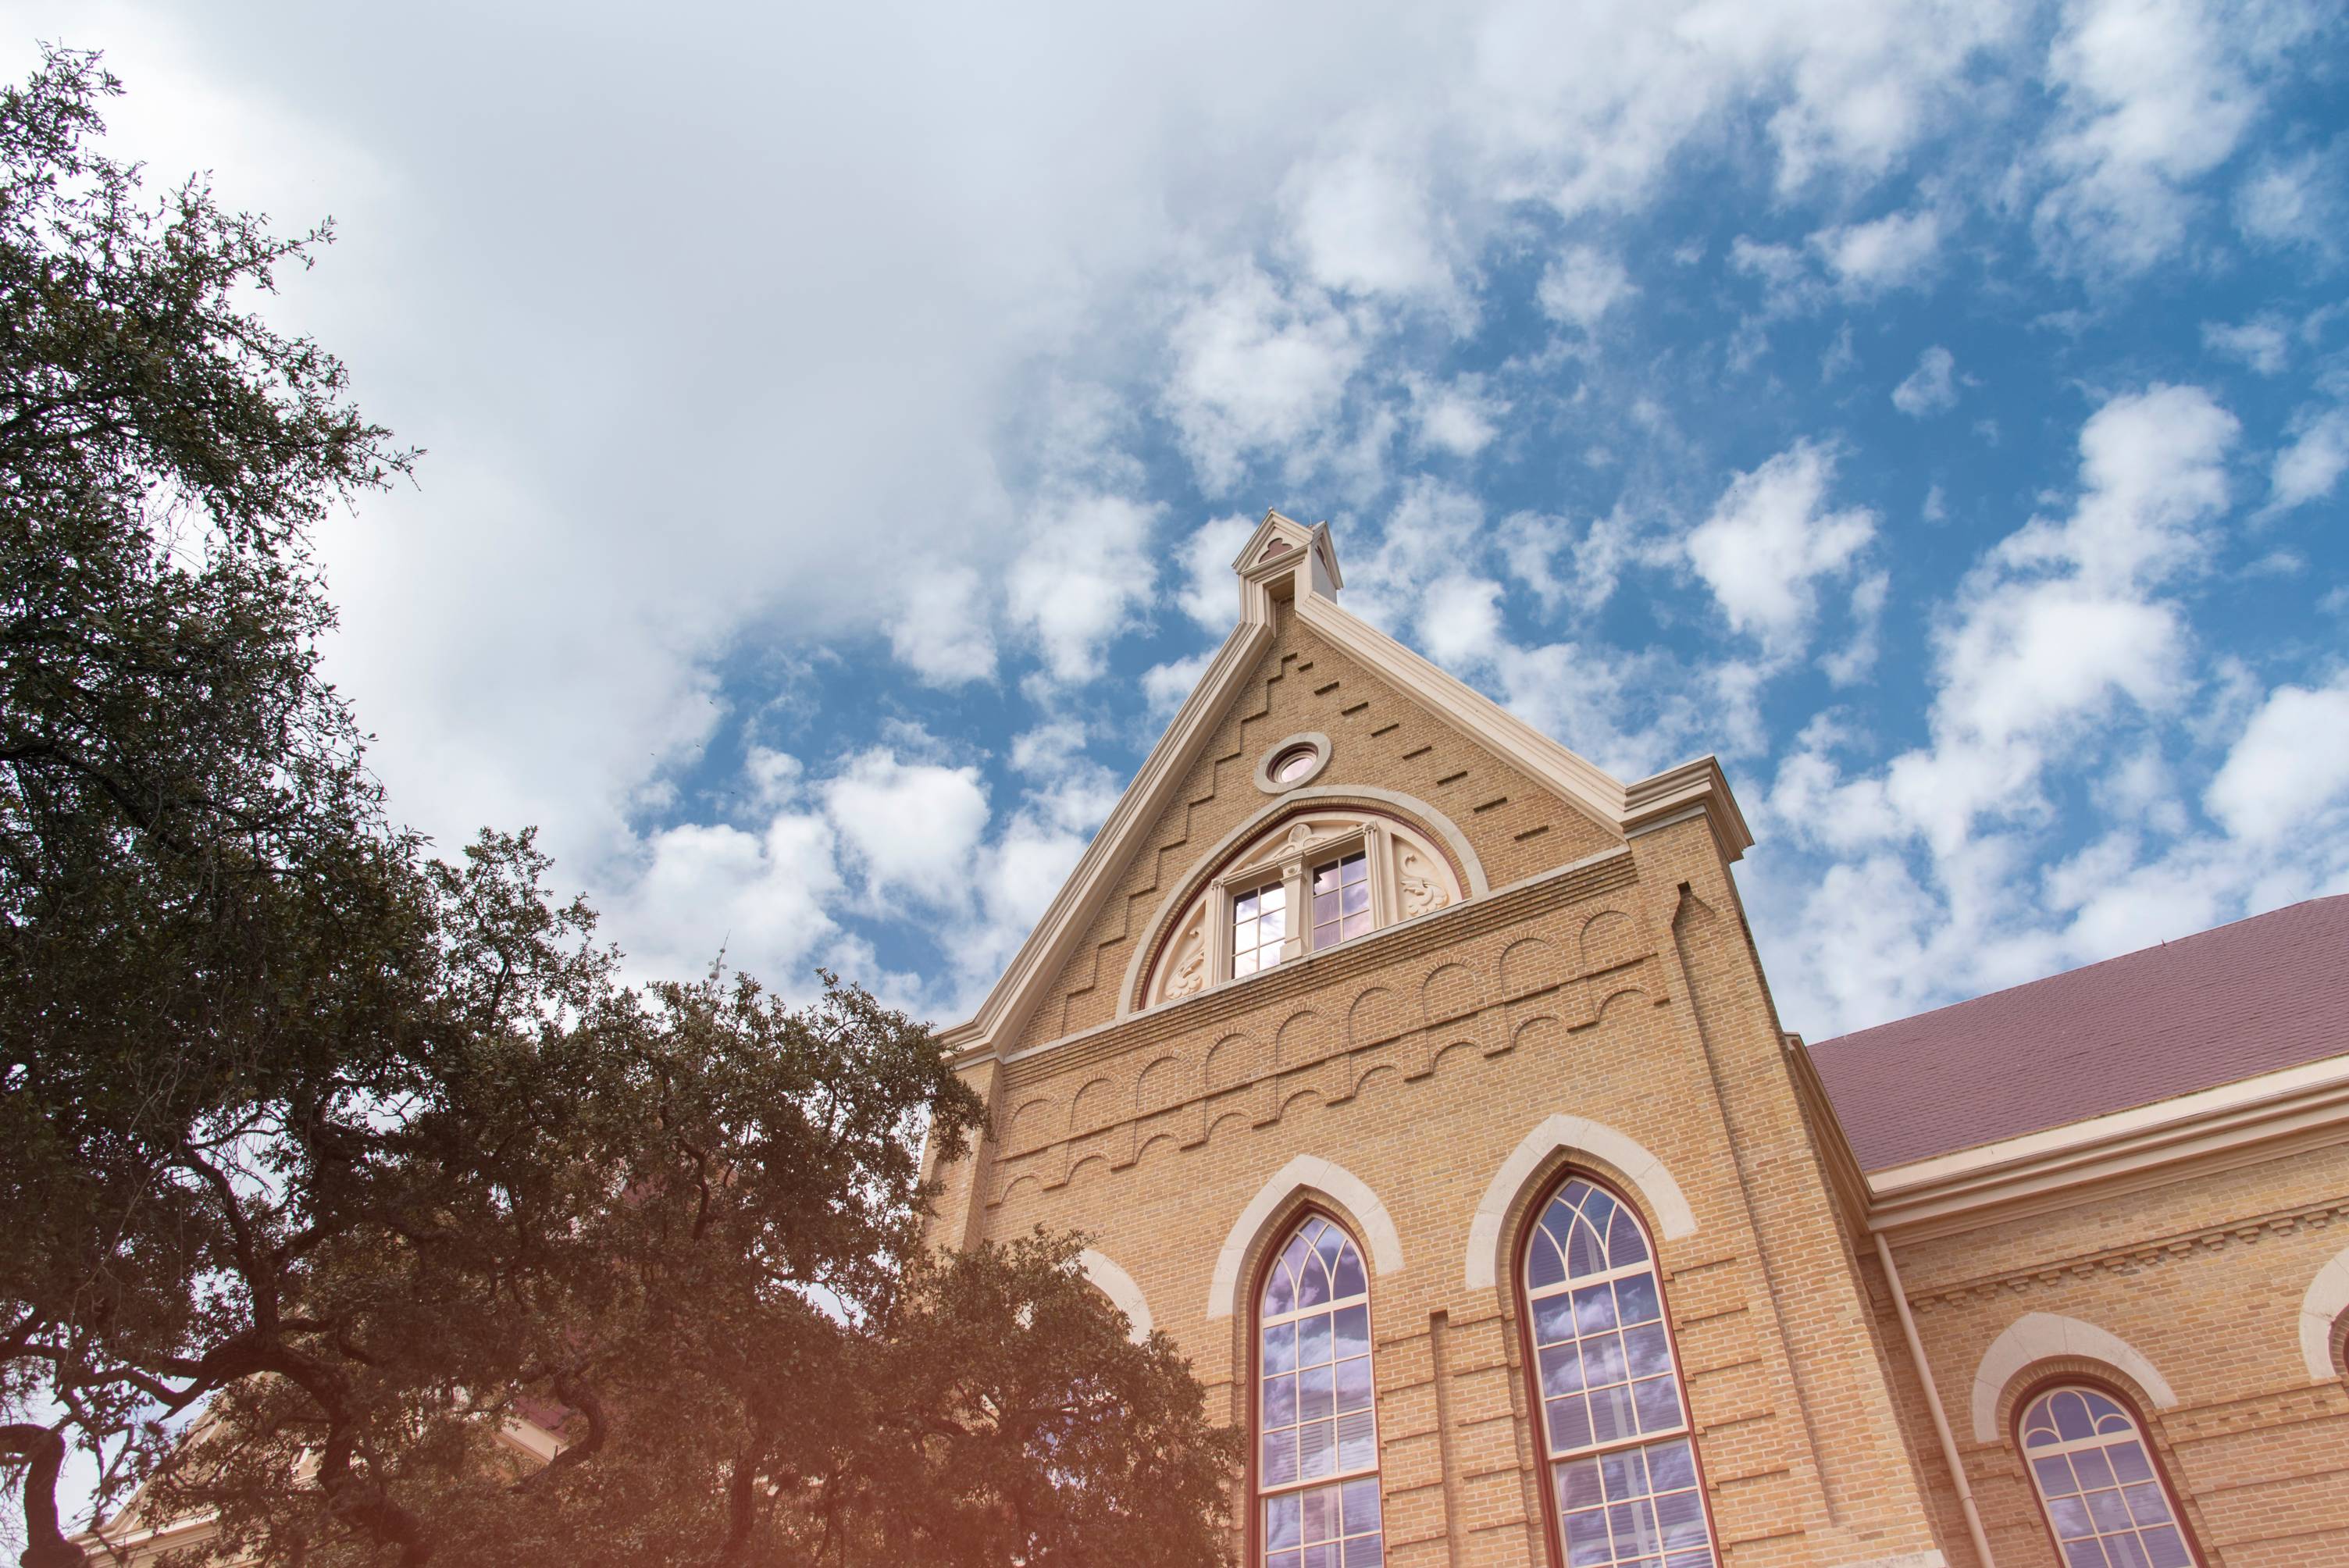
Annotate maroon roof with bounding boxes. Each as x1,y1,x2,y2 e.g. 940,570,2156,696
1807,895,2349,1171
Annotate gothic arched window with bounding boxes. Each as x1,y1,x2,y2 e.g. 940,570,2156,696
1519,1175,1716,1568
2019,1385,2198,1567
1256,1213,1383,1568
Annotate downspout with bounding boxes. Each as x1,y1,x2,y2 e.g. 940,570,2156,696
1873,1231,1999,1568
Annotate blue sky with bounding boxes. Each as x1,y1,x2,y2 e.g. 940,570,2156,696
14,0,2346,1040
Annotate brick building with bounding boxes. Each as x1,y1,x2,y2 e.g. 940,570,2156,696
922,511,2349,1568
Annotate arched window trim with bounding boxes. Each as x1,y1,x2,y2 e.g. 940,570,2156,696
1124,790,1485,1014
2009,1373,2207,1568
1511,1169,1722,1568
1249,1203,1386,1568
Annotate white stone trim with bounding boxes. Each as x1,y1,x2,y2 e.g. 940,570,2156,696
1969,1311,2178,1443
2297,1243,2349,1382
1206,1155,1404,1320
1078,1248,1154,1343
1463,1114,1698,1289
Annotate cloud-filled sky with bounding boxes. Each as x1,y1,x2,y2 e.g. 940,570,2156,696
15,0,2346,1041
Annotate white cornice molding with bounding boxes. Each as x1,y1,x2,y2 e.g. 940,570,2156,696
938,516,1754,1064
1866,1051,2349,1242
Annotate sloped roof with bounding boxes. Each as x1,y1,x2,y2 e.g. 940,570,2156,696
1808,896,2349,1171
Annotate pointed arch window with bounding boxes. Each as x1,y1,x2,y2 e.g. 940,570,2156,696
1256,1213,1382,1568
2019,1386,2198,1568
1520,1176,1716,1568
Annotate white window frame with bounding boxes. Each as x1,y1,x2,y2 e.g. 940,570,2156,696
1208,822,1392,985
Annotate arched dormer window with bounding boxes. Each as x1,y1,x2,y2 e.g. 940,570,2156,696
1255,1213,1382,1568
1146,808,1463,1008
1519,1175,1716,1568
2018,1385,2198,1567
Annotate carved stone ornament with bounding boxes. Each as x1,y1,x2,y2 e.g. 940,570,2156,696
1165,920,1209,998
1398,848,1451,918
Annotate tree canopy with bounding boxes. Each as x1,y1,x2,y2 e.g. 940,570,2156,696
0,47,1236,1568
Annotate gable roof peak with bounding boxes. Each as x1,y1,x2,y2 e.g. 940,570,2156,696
1229,511,1342,618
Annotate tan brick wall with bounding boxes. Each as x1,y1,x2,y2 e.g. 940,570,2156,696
932,730,1954,1566
925,588,2349,1567
1884,1142,2349,1568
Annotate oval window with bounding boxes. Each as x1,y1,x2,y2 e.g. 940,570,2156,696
1271,747,1319,783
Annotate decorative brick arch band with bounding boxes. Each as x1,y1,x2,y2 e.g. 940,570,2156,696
1463,1114,1698,1290
1206,1155,1405,1320
1077,1248,1154,1343
1969,1311,2179,1442
2298,1242,2349,1381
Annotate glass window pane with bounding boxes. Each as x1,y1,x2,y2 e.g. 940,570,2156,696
1546,1437,1713,1568
1342,1478,1381,1531
1632,1376,1682,1432
1264,1430,1298,1487
1335,1356,1373,1413
2072,1447,2115,1491
1614,1273,1660,1324
2019,1388,2195,1568
1299,1364,1335,1422
1333,1303,1369,1356
1573,1283,1618,1331
1336,1408,1376,1469
1301,1417,1336,1479
2034,1456,2078,1497
1624,1322,1671,1377
1541,1341,1585,1398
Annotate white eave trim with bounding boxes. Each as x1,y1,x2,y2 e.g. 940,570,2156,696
1867,1050,2349,1238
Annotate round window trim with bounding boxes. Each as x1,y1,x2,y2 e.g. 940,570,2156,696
1253,732,1332,794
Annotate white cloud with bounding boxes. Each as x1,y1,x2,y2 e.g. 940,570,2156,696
819,749,992,911
2034,0,2277,273
2236,144,2344,248
1281,140,1459,302
1418,575,1506,668
1752,386,2262,1032
1003,493,1160,685
611,807,845,989
1813,208,1942,294
889,567,997,686
2206,674,2349,842
1892,344,1959,416
1163,265,1364,493
1822,569,1891,686
1409,374,1508,457
1685,442,1878,659
2267,408,2349,514
2200,316,2290,375
1537,245,1638,329
1142,650,1215,719
1171,512,1258,629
